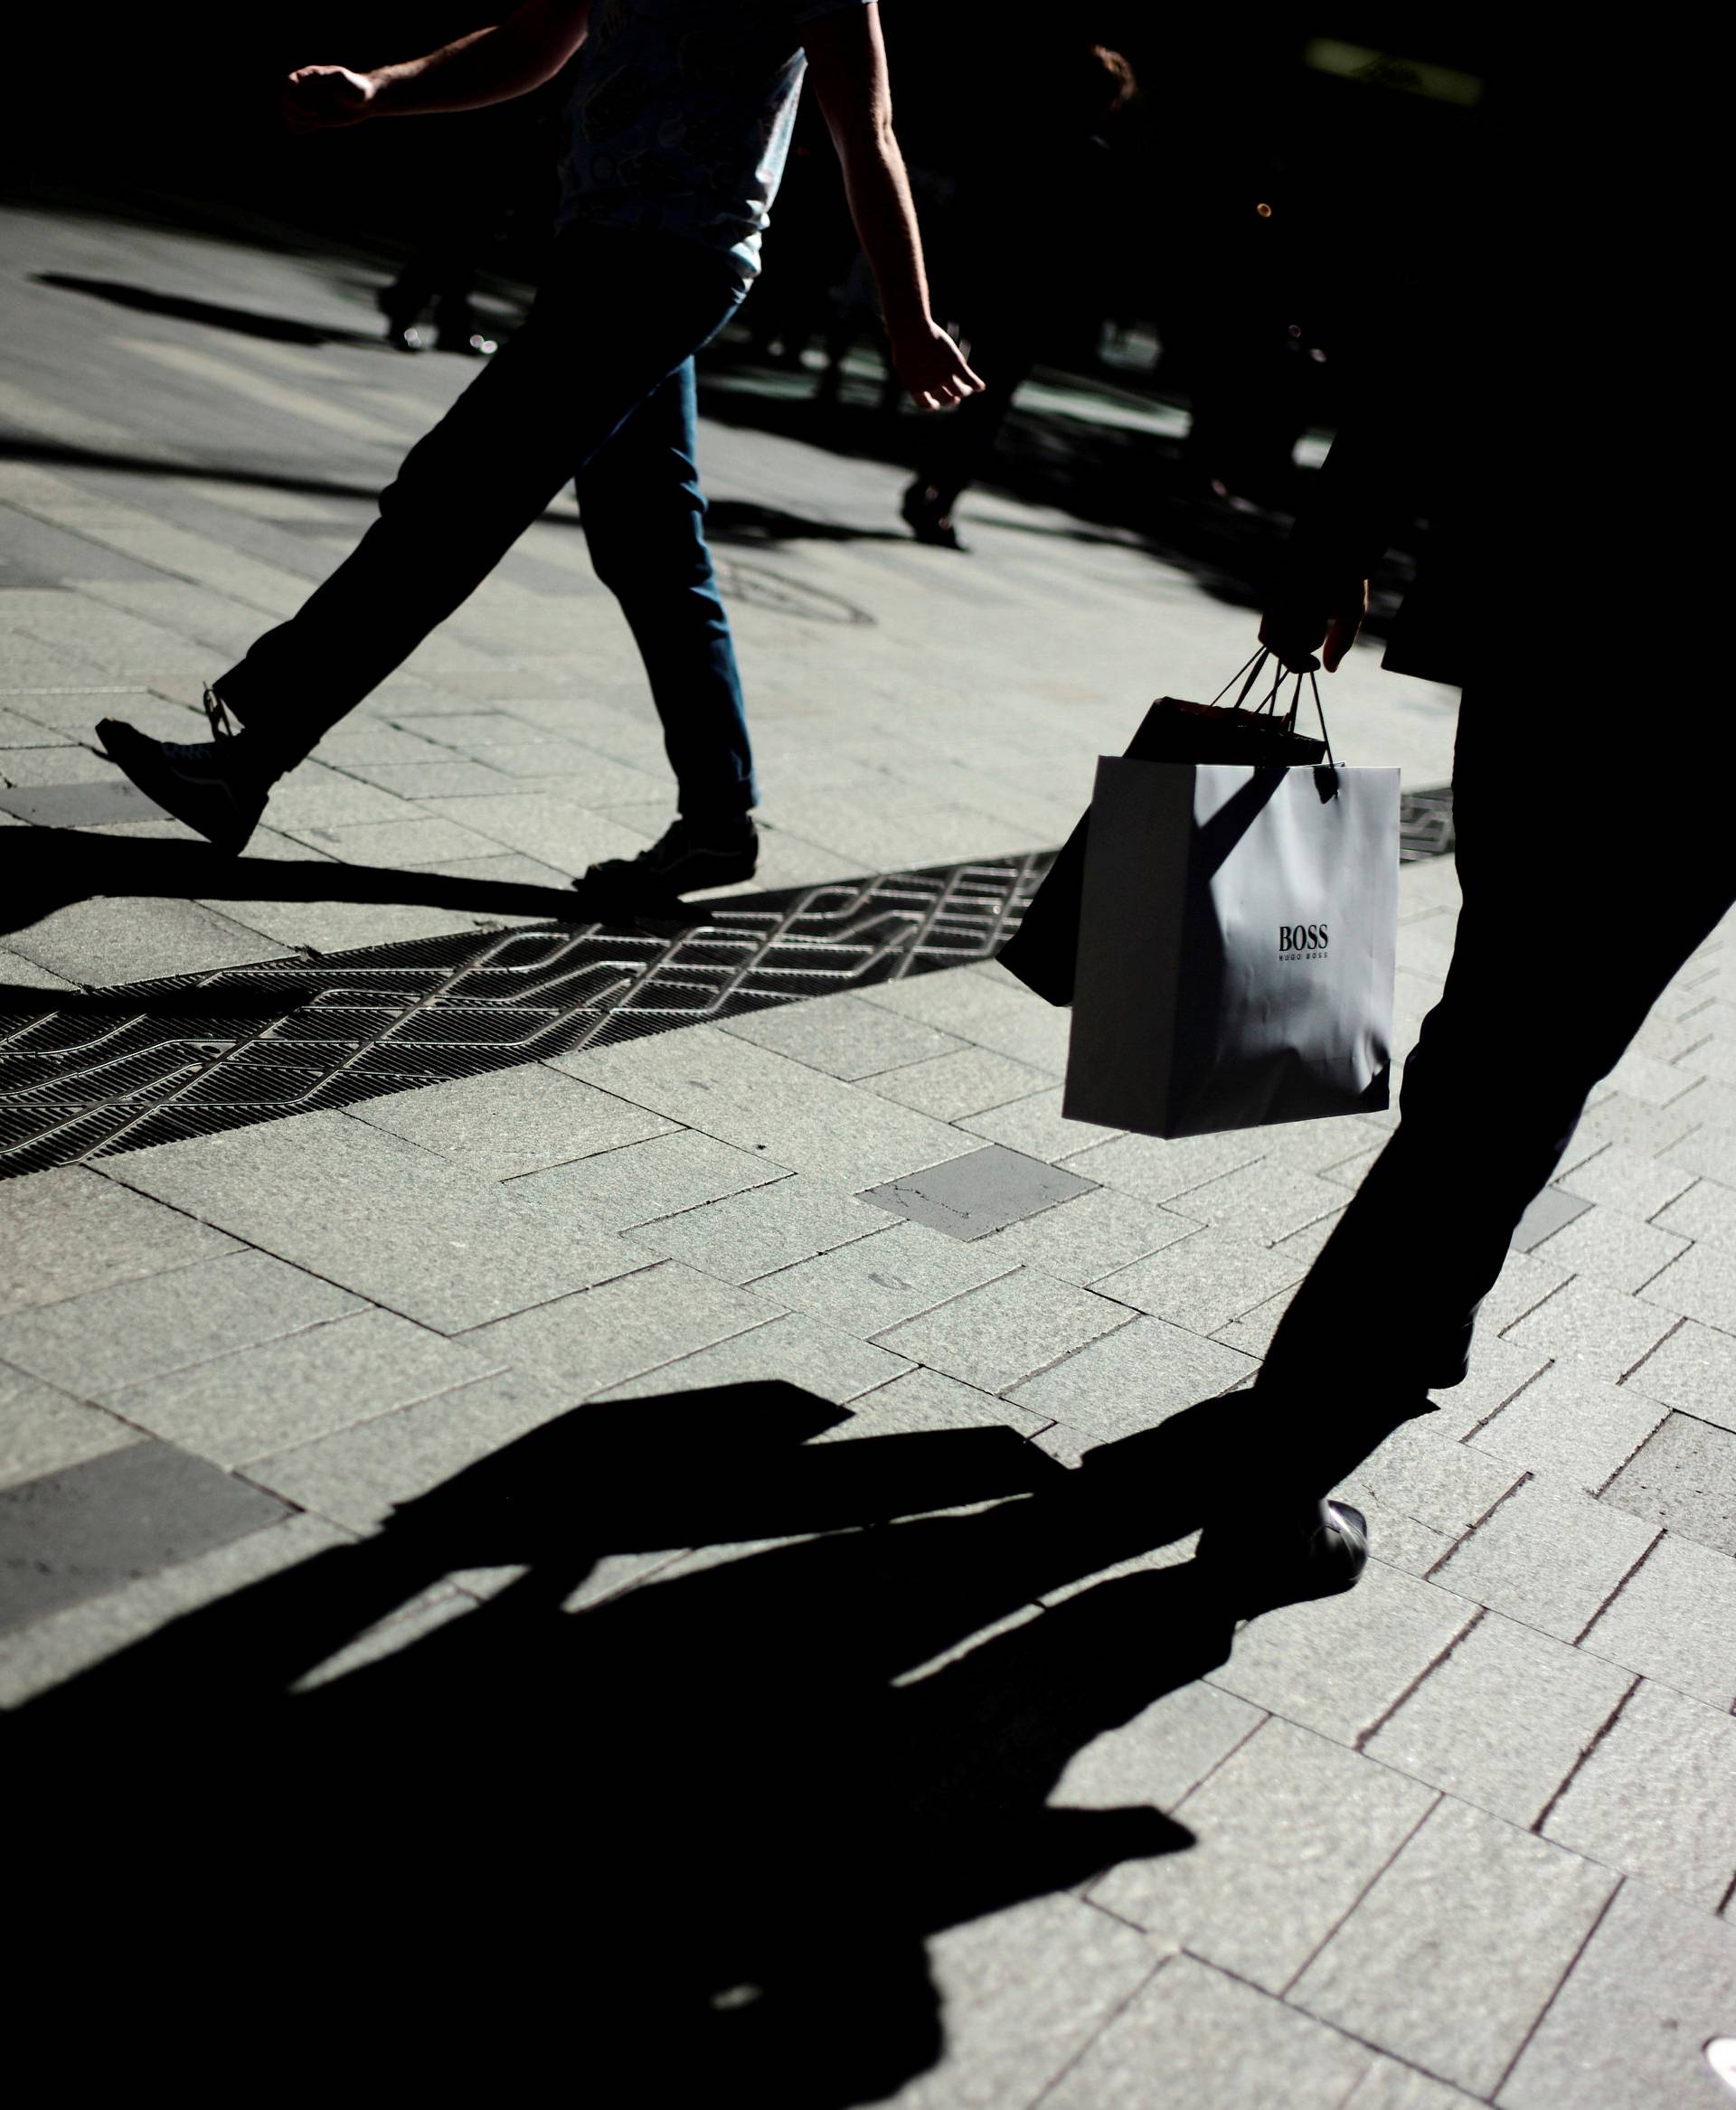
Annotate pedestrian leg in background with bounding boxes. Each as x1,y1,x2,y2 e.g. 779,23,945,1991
1224,692,1735,1535
574,357,762,900
97,231,743,855
901,331,1035,551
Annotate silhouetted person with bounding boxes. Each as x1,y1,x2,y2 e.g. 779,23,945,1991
96,1,980,905
900,42,1136,551
377,221,502,355
1214,60,1735,1597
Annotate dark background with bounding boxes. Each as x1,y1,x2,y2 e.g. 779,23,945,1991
7,4,1497,361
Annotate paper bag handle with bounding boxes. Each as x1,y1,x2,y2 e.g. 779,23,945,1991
1209,649,1335,764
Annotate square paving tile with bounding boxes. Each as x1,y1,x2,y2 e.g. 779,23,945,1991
0,1438,289,1629
860,1144,1097,1242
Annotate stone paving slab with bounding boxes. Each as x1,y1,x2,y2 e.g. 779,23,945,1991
1600,1411,1736,1556
347,1064,678,1180
752,1219,1020,1337
1540,1679,1736,1910
1205,1556,1477,1749
106,1112,641,1332
887,1893,1157,2110
1467,1358,1671,1493
552,1024,971,1187
458,1261,783,1396
1498,1878,1736,2110
1090,1715,1436,1992
1430,1476,1659,1643
510,1126,791,1231
967,1185,1200,1288
1005,1314,1256,1441
1092,1223,1310,1335
0,1245,363,1399
0,1164,237,1314
1290,1797,1619,2101
102,1307,507,1469
0,1363,141,1490
873,1268,1132,1396
0,1510,352,1708
1578,1531,1736,1710
1362,1609,1634,1828
0,1437,290,1627
1040,1951,1373,2110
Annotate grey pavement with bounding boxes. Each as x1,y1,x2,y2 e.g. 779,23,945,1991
3,202,1735,2105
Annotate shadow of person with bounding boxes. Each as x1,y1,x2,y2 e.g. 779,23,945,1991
33,274,393,353
0,828,590,939
10,1382,1256,2104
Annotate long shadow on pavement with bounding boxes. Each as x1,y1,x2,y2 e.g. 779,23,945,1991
32,273,401,353
0,827,590,938
11,1381,1257,2104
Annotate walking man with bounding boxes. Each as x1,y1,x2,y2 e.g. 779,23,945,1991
98,0,980,900
1207,94,1736,1604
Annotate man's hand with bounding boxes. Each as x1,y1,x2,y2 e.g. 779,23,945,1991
889,321,984,412
283,65,379,133
1260,579,1369,673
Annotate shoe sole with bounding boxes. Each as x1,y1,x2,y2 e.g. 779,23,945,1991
96,720,257,856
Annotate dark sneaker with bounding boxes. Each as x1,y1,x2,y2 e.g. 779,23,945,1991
578,815,760,904
900,480,968,551
96,688,269,856
1195,1497,1369,1617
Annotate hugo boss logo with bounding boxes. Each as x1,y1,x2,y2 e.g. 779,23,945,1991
1279,922,1329,959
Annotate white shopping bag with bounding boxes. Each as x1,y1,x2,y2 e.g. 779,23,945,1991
1063,757,1400,1137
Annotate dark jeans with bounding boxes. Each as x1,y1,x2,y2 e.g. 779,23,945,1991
1251,683,1735,1494
220,228,759,820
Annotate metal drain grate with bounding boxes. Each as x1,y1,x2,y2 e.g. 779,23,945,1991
0,852,1053,1178
1400,785,1455,863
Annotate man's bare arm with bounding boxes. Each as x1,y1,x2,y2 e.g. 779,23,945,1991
803,4,982,411
283,0,591,131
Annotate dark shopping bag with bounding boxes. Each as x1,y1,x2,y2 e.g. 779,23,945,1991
1062,749,1399,1137
998,653,1326,1006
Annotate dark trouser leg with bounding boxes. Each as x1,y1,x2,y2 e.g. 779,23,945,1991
918,341,1035,511
577,360,757,819
215,233,742,776
1250,687,1734,1496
